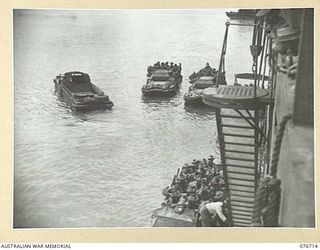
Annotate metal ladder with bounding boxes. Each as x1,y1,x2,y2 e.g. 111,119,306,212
217,108,261,227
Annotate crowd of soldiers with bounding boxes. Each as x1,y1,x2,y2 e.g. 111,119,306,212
147,61,182,78
161,156,230,227
189,63,218,83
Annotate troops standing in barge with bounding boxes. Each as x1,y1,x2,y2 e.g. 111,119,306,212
152,156,231,227
142,61,182,96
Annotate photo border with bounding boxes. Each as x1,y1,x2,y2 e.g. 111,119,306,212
0,0,319,243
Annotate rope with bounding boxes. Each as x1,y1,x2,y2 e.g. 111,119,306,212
258,27,267,88
251,115,291,227
261,38,270,89
251,20,259,97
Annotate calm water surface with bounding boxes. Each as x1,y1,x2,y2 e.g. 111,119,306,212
14,9,253,228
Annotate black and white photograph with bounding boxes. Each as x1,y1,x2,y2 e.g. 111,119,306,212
13,7,314,229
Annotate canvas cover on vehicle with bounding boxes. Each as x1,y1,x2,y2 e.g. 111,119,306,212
152,70,170,81
194,76,215,89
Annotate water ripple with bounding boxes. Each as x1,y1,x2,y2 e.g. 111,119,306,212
14,9,253,228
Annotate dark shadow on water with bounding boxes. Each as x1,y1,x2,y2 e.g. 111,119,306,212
140,91,183,106
71,108,113,123
141,95,175,104
55,96,113,124
184,103,217,118
55,96,112,118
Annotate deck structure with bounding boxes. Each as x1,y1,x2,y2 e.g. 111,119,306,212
203,85,272,226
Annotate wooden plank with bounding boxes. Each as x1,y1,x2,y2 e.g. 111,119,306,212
226,163,255,169
223,127,255,136
220,115,251,119
225,156,255,162
223,133,255,138
225,148,255,154
230,195,255,203
202,98,262,110
224,142,255,147
231,207,254,214
233,214,252,221
224,136,255,144
226,159,255,167
229,179,255,188
203,86,268,102
233,222,251,227
230,200,255,208
227,166,255,174
225,152,255,161
232,210,253,216
221,108,254,116
221,108,255,115
233,218,252,224
225,147,255,154
229,185,255,193
229,189,255,197
221,124,253,129
231,205,254,213
222,117,253,126
225,149,255,154
227,172,255,181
